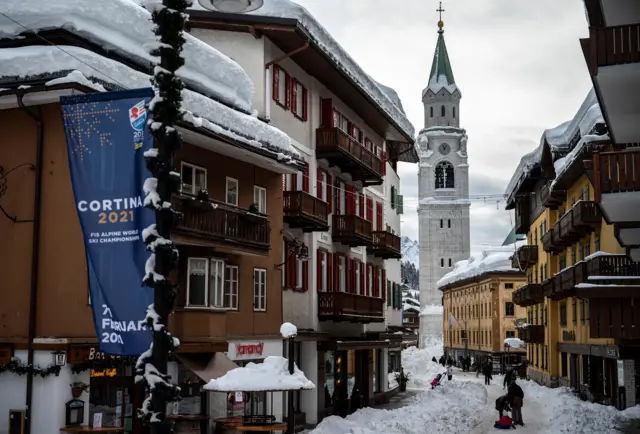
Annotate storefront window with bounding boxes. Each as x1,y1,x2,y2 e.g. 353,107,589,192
177,364,203,415
372,350,378,393
324,351,335,408
347,351,356,399
89,364,135,433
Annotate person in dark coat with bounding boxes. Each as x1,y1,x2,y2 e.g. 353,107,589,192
507,378,525,426
504,368,515,389
495,394,511,419
432,356,437,363
439,355,445,366
483,361,493,385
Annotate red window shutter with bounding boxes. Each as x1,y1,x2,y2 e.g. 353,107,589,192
366,198,373,222
302,87,308,121
327,252,333,292
326,173,333,213
373,266,379,298
359,262,365,295
291,78,298,113
359,193,365,216
285,73,292,108
302,261,309,291
376,202,383,230
381,151,387,176
381,269,386,301
345,185,353,215
316,168,323,199
272,65,279,102
317,249,323,292
321,98,333,128
302,162,310,193
346,259,352,293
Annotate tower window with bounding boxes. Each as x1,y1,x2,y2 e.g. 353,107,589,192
440,219,443,228
440,258,444,268
441,105,445,117
430,106,434,118
453,107,456,118
435,161,455,189
449,258,452,267
448,219,451,228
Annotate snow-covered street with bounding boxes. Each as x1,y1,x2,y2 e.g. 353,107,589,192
307,345,640,434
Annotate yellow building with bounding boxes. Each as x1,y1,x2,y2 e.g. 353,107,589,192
506,89,640,409
439,251,526,372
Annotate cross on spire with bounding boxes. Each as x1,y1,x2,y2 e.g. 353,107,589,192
437,1,445,33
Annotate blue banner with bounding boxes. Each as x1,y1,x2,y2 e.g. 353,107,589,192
61,88,156,356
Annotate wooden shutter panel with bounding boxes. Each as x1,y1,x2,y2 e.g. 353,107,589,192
359,262,365,295
316,168,323,199
302,87,308,121
373,266,378,298
366,197,373,222
291,78,298,113
346,259,353,293
334,254,340,292
326,173,333,213
302,261,309,291
272,66,279,102
321,98,333,128
376,202,383,231
285,73,292,108
346,185,354,215
302,162,310,193
387,280,391,307
397,194,403,215
317,249,323,292
381,269,386,301
359,193,365,216
327,252,333,292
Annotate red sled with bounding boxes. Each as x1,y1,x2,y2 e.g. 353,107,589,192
494,415,515,429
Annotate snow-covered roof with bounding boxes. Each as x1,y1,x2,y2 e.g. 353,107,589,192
437,242,525,289
189,0,415,140
424,30,458,95
504,338,526,349
0,0,304,164
504,89,603,202
204,356,315,392
374,80,406,115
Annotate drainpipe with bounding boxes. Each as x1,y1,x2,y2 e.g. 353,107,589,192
264,43,310,121
18,94,44,434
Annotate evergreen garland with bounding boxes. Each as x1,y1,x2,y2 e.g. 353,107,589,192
136,0,189,432
0,359,61,378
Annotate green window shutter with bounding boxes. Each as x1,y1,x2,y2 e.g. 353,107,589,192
387,280,392,307
395,283,401,309
390,186,396,209
397,195,404,215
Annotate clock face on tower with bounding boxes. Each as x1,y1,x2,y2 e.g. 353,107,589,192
439,143,451,155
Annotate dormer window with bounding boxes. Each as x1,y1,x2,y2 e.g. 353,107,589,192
441,105,445,117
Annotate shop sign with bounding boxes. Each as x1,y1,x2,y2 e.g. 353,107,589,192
90,368,117,377
68,346,134,363
234,343,264,359
319,232,331,245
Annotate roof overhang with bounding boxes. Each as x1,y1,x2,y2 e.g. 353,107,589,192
438,270,524,292
188,11,417,157
584,0,640,27
0,83,304,174
505,165,542,210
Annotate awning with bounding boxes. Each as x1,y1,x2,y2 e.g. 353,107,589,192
175,352,238,382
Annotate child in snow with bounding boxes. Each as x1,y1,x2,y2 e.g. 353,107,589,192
430,373,443,389
446,364,453,381
494,415,516,430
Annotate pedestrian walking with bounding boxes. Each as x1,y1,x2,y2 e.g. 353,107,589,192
432,356,437,363
507,378,525,426
503,368,514,389
446,363,453,381
483,361,493,386
475,362,481,378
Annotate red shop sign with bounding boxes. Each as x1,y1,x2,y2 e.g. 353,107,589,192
235,343,264,357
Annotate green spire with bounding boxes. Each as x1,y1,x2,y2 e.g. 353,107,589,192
428,26,456,93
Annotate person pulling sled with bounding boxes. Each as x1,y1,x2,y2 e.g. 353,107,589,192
494,395,515,429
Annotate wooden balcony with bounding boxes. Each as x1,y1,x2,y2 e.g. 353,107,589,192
332,214,373,247
511,245,538,270
317,292,384,323
589,149,640,202
557,255,640,300
370,231,401,259
518,325,545,344
558,201,602,245
513,283,543,307
172,195,270,254
581,24,640,76
541,228,562,253
541,182,565,210
542,278,556,300
283,191,329,232
515,198,530,234
316,128,384,186
557,267,577,299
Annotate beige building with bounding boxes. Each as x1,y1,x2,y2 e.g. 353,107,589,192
439,251,527,373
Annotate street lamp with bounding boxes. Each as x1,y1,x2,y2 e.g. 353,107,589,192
198,0,264,12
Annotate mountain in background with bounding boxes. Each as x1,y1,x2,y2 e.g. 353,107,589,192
401,236,419,290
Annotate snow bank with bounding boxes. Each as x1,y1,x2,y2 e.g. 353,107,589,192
309,381,485,434
436,242,524,289
190,0,415,139
518,380,637,434
1,0,253,113
0,46,301,162
204,356,314,392
401,337,444,389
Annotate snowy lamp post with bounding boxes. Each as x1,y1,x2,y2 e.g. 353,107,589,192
280,322,298,434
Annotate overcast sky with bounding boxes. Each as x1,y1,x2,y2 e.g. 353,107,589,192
294,0,593,249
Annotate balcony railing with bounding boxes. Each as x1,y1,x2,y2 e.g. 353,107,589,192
283,191,329,232
518,325,545,344
332,214,373,247
316,128,384,185
558,201,602,245
582,24,640,75
172,195,270,253
511,245,538,270
317,292,384,323
590,149,640,202
541,228,562,253
513,283,543,307
542,278,555,299
541,182,565,210
370,231,401,259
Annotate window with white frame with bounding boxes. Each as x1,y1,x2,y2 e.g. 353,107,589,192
320,251,327,291
296,258,303,289
181,162,207,195
276,66,287,106
367,266,373,296
253,268,267,311
377,267,382,294
355,193,361,216
226,177,239,206
187,258,225,308
253,186,267,214
319,171,327,201
339,256,346,292
224,265,239,310
293,80,305,119
337,180,346,214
